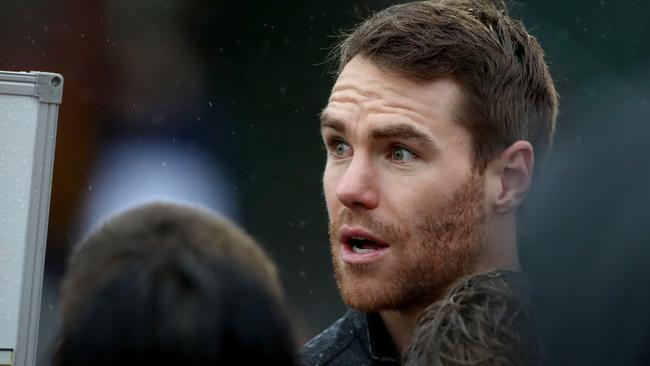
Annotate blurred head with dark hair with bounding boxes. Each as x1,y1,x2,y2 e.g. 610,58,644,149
59,201,282,329
403,270,539,366
55,201,296,365
55,247,297,366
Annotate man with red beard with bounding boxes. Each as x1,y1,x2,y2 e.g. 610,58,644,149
299,1,558,365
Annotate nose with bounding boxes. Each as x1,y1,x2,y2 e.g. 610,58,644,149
335,155,379,210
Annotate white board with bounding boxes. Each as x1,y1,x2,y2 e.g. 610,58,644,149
0,71,62,366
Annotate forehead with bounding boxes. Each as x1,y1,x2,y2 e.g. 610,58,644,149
324,56,464,133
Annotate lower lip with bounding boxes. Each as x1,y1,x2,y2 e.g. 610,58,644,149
340,243,389,264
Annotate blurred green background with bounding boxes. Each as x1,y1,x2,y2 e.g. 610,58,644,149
1,1,649,365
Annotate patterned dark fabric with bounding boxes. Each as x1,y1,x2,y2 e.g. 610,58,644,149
299,310,401,366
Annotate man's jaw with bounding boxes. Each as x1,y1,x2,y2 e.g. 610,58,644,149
339,226,390,265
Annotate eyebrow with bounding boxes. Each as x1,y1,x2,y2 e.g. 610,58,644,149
320,111,436,148
370,123,435,146
319,112,346,133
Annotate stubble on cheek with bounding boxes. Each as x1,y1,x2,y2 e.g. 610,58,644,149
408,174,487,302
327,173,487,312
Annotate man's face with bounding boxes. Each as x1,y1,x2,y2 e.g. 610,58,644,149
321,56,488,312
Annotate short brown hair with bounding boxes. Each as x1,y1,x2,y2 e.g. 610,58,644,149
59,202,282,328
403,270,540,366
336,0,558,170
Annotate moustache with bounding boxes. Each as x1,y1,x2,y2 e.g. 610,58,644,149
329,209,408,243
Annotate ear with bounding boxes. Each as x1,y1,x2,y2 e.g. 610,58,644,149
490,140,534,214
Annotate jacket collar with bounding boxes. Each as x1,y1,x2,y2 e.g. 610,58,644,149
354,311,400,363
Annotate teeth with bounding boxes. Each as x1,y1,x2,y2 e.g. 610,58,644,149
352,236,368,241
352,246,376,254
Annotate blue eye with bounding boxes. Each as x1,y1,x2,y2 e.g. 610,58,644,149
332,141,352,158
391,147,415,162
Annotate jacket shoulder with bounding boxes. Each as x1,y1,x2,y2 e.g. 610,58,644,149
298,312,359,366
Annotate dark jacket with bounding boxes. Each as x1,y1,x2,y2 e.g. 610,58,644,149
299,310,401,366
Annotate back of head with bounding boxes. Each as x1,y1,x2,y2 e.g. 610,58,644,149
59,201,282,328
55,249,297,366
337,0,558,171
403,270,539,366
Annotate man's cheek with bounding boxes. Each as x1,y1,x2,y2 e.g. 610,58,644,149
322,175,340,210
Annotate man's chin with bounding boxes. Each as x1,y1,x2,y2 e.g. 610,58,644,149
340,291,392,313
336,276,404,312
333,254,428,312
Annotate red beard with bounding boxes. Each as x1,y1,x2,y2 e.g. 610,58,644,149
329,172,487,312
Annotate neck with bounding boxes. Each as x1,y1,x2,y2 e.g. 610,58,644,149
379,306,426,355
479,213,521,272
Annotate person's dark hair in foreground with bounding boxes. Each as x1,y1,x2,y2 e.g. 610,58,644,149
59,201,283,328
54,201,296,365
55,245,297,366
403,270,539,366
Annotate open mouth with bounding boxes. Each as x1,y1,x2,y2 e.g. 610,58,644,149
348,236,387,254
339,227,390,264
